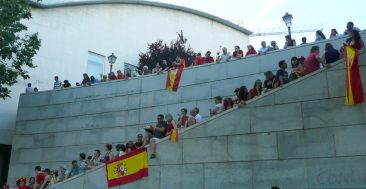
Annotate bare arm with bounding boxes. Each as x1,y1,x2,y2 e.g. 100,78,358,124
40,175,50,189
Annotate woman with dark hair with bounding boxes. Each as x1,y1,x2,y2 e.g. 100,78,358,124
329,29,339,38
289,57,303,81
177,108,189,128
108,72,117,80
63,80,71,88
323,43,340,64
103,144,113,163
27,177,35,189
81,73,91,86
245,45,257,56
315,30,326,41
346,29,365,50
248,80,262,100
237,86,249,104
223,98,234,110
284,35,294,48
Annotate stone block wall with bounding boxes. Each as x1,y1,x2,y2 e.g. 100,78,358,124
8,33,366,186
50,50,366,189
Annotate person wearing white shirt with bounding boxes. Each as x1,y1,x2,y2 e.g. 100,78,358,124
25,83,33,93
216,47,231,63
191,107,202,123
258,41,269,55
210,96,224,116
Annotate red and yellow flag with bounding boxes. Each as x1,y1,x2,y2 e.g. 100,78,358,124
166,59,185,92
106,147,148,188
345,46,364,105
169,128,179,142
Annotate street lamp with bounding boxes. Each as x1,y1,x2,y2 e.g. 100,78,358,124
108,53,117,73
282,12,293,37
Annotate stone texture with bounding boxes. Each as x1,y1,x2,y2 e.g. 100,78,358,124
252,159,308,189
180,83,212,102
228,132,277,161
204,162,252,189
182,136,228,163
334,124,366,156
159,164,204,189
306,156,366,188
277,128,335,159
302,97,364,129
326,69,345,98
250,103,303,132
150,139,183,166
183,108,250,139
274,73,329,104
84,167,108,189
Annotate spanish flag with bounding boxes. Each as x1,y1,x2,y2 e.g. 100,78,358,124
169,128,179,142
166,59,185,92
106,147,148,188
345,46,364,105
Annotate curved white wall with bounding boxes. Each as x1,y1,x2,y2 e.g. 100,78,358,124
0,3,250,145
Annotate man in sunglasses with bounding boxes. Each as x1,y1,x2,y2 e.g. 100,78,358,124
149,114,168,159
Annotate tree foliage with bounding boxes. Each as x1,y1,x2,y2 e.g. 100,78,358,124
138,31,196,70
0,0,41,99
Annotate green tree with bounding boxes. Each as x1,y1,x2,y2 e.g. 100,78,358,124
0,0,41,99
138,31,196,70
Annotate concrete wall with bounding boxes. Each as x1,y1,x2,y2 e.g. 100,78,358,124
49,50,366,189
7,32,366,185
0,1,252,146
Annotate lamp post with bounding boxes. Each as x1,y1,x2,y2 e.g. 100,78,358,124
108,53,117,73
282,12,293,37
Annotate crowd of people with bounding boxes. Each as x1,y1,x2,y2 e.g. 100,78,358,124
13,22,365,189
24,22,364,94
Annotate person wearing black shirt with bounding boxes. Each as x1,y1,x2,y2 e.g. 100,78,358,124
263,71,280,92
324,43,340,64
149,114,168,159
276,60,289,86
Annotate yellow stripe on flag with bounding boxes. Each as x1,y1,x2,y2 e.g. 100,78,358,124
345,46,356,105
167,69,178,90
107,150,148,180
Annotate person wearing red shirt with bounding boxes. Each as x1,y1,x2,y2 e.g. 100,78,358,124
165,113,177,135
303,46,327,75
203,51,214,64
248,79,263,100
34,166,45,189
194,53,204,65
116,70,125,79
246,45,257,56
108,72,117,80
177,108,189,128
232,45,244,59
16,177,27,189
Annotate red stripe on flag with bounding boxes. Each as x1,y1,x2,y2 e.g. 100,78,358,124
107,168,148,188
108,147,147,163
345,46,364,105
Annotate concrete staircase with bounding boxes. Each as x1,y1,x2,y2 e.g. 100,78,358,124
48,50,366,189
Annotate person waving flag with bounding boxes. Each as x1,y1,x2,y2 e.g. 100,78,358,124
166,58,185,92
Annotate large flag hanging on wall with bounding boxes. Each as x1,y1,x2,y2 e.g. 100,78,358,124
166,59,185,92
106,147,148,188
344,46,364,105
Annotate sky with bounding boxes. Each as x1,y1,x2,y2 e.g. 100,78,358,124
151,0,366,48
41,0,366,49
